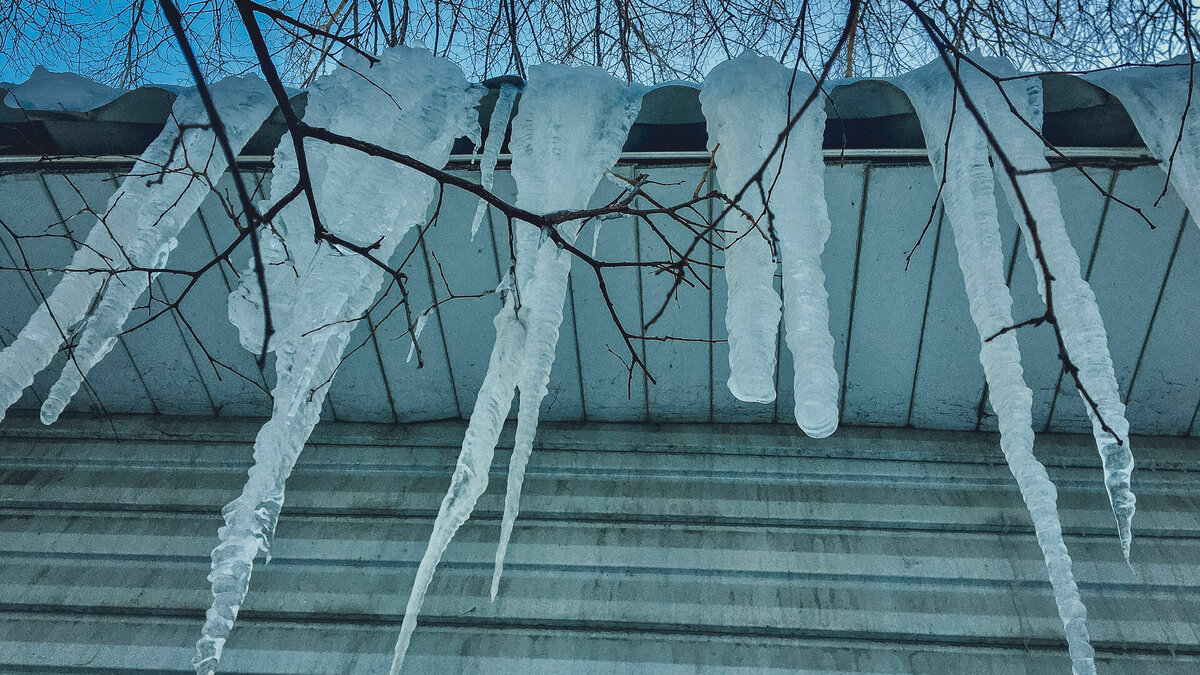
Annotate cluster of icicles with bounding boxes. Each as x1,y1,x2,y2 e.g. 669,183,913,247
3,46,1197,674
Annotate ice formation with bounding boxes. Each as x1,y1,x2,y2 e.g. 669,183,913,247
470,83,520,239
966,56,1136,559
38,77,277,424
698,57,781,404
389,65,644,674
1087,59,1200,226
896,56,1096,675
0,75,273,427
700,53,840,436
195,48,482,674
3,65,128,111
5,52,1183,675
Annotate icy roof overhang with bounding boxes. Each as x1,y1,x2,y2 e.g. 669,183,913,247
0,71,1193,438
0,73,1144,159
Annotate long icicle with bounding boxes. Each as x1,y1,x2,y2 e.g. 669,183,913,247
391,64,643,674
470,83,520,240
976,56,1136,559
39,76,276,424
897,58,1096,675
699,53,840,437
195,48,482,674
699,53,783,405
0,75,272,425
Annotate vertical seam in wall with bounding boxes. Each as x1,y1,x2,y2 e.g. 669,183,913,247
160,289,220,414
567,275,587,422
706,167,715,424
1044,169,1119,431
1189,371,1200,435
486,201,504,280
37,173,142,416
125,174,219,417
1123,208,1188,408
839,163,871,419
367,314,399,423
906,206,945,428
420,232,462,419
194,198,273,394
632,165,649,422
195,209,234,292
772,308,782,424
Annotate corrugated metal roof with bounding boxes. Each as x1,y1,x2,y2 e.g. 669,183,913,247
1,416,1197,672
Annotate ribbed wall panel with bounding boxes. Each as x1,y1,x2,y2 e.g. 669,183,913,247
1,415,1197,673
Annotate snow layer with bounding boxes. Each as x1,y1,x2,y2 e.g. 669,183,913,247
3,65,128,111
389,64,644,674
195,48,482,674
968,56,1136,559
700,53,840,436
38,76,277,424
896,56,1096,675
470,83,520,239
1087,59,1200,227
0,75,272,427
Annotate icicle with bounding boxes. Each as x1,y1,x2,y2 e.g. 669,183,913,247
897,58,1095,675
38,76,276,424
1087,59,1200,227
195,48,482,675
469,83,520,240
389,65,643,674
969,56,1136,559
405,309,431,363
699,53,840,437
0,76,272,426
699,53,783,404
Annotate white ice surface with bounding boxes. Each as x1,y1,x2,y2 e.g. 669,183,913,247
897,55,1096,675
970,56,1136,560
0,75,272,427
470,83,520,239
1087,59,1200,228
38,75,277,424
196,47,482,675
389,64,643,674
700,52,840,436
699,54,782,404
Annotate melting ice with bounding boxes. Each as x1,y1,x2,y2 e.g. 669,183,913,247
701,53,840,437
196,47,482,674
896,55,1096,675
0,75,273,427
389,64,643,674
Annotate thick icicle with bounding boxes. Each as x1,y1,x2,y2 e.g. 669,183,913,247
195,48,481,675
492,68,644,598
0,75,271,426
969,56,1135,559
699,54,782,404
469,83,520,239
897,58,1096,675
39,76,276,424
1087,59,1200,227
699,53,840,437
389,65,643,674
